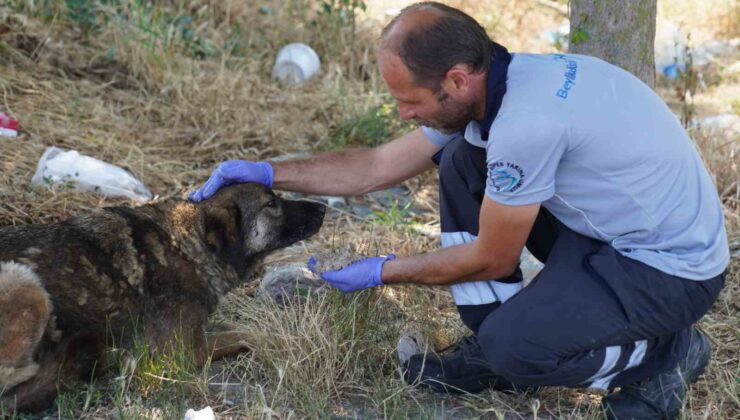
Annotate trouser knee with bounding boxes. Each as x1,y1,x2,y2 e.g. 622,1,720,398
477,317,547,384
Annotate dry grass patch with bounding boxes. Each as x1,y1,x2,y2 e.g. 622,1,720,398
0,0,738,418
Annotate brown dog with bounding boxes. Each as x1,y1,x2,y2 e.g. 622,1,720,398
0,183,325,413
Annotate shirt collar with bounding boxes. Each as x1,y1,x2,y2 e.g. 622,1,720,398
479,42,512,141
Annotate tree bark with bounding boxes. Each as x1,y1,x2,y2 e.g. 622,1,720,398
568,0,657,88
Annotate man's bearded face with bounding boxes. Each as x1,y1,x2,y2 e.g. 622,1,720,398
414,88,478,134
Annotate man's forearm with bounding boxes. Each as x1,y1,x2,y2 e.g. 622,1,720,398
270,128,439,196
271,148,383,196
381,242,517,286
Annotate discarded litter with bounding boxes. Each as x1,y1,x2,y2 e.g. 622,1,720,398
692,114,740,134
184,406,215,420
0,112,19,130
691,38,740,68
0,127,17,137
654,22,686,79
690,114,740,144
654,25,739,80
0,112,19,137
272,43,321,85
31,146,153,202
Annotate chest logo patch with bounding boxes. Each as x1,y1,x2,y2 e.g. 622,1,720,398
487,162,525,192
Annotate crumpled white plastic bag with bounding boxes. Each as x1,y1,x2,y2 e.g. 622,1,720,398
184,406,215,420
32,146,153,202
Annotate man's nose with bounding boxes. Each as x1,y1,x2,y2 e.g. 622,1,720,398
398,103,416,120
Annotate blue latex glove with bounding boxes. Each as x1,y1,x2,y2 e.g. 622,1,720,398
307,254,396,293
189,160,274,202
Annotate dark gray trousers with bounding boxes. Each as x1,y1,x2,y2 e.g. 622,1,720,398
435,136,725,389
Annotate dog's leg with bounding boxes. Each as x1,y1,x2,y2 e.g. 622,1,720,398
0,262,51,390
2,345,64,414
1,332,103,414
205,321,251,361
142,304,249,366
143,301,212,365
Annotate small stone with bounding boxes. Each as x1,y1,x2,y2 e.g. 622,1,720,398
350,204,373,219
397,329,430,365
409,222,440,238
729,240,740,258
317,196,347,208
368,186,411,207
280,191,304,200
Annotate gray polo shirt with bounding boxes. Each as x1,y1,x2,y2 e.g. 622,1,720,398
424,53,728,280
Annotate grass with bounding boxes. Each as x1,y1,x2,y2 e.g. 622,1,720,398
329,103,416,149
0,0,738,418
370,198,415,229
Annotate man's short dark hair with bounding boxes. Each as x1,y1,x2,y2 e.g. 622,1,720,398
381,2,492,90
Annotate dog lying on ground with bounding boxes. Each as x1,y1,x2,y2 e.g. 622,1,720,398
0,183,325,413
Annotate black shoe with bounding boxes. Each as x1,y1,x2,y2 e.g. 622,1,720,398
601,327,712,420
403,335,531,394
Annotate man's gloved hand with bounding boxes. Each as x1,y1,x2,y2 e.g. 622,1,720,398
189,160,274,202
308,254,396,293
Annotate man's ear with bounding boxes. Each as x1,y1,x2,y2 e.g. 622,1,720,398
443,64,472,93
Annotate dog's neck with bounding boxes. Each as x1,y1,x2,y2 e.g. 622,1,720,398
163,200,263,308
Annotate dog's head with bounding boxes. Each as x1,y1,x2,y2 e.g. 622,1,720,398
197,183,325,279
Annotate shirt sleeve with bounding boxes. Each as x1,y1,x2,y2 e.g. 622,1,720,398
421,126,462,148
485,112,568,206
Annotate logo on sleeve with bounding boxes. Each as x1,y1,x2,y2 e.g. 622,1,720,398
487,162,525,192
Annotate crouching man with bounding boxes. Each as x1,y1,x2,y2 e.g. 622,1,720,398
190,3,728,418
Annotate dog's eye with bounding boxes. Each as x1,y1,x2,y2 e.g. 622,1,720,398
265,199,278,208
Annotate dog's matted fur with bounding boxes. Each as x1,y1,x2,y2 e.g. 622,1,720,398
0,183,324,413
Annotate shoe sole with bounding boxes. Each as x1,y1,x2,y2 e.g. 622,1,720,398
416,373,535,395
417,372,500,394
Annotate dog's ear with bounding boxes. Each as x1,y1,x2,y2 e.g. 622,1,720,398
202,200,243,257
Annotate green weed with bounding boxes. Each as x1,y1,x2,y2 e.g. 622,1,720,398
54,377,104,418
330,103,414,149
315,0,366,48
126,335,200,402
570,27,590,46
370,199,415,229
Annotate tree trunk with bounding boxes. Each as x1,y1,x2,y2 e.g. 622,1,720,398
569,0,657,88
